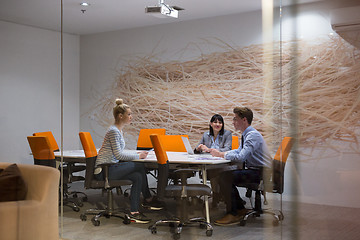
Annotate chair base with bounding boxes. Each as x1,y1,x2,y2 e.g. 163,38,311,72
67,175,88,202
60,185,85,212
66,190,88,202
240,189,284,226
62,198,81,212
80,208,131,226
62,184,88,210
79,189,130,226
240,208,284,226
149,216,213,239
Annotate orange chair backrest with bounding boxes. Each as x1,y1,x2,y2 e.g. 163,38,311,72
158,135,189,152
232,136,239,150
150,134,168,165
33,131,59,151
274,137,294,163
137,129,166,150
79,132,98,158
27,136,55,160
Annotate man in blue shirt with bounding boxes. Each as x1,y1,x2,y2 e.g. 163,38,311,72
210,107,273,226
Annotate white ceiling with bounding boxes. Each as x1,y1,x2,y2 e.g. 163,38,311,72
0,0,325,35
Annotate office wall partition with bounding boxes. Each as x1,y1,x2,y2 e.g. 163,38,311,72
3,0,360,239
59,1,290,239
75,1,293,239
64,0,360,239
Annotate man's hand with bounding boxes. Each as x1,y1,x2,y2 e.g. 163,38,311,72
209,149,225,158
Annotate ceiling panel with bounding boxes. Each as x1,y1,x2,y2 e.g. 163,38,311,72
0,0,325,35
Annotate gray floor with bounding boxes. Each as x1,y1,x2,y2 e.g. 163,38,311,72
60,182,360,240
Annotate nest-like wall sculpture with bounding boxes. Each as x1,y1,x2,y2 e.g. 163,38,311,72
91,36,360,155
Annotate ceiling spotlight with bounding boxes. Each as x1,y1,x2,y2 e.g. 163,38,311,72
80,2,90,14
145,0,184,19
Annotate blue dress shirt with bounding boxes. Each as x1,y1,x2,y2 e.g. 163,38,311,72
225,126,272,169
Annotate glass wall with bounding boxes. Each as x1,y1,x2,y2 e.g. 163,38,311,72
59,0,294,239
59,0,287,239
20,0,358,239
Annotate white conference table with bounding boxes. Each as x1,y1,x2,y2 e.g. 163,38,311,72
55,150,230,224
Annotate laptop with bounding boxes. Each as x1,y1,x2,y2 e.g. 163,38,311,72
181,136,195,155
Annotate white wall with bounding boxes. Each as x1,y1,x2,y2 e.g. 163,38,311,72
79,1,360,208
0,21,80,164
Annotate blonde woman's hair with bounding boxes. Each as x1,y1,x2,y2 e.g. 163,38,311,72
113,98,130,122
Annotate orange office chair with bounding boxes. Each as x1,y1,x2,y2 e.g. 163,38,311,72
158,134,189,152
158,134,193,184
79,132,98,159
33,131,88,204
136,133,190,194
137,128,166,150
239,137,294,226
148,134,213,239
136,128,166,185
33,131,86,178
33,131,59,151
79,132,132,226
27,136,81,212
232,135,239,150
27,136,56,167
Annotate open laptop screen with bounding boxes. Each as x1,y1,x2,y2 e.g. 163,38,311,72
181,136,194,155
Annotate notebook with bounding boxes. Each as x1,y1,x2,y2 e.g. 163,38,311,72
181,136,195,155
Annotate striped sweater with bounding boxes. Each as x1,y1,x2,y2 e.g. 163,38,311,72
95,125,139,167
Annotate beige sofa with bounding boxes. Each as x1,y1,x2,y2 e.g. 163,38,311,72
0,162,60,240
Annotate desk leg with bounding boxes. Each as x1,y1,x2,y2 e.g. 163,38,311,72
202,165,210,225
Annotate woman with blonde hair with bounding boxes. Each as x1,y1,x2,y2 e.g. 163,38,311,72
94,98,162,223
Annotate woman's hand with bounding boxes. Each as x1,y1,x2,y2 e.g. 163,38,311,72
197,144,209,152
139,151,149,159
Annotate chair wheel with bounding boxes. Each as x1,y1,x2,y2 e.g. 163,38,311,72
123,217,131,225
73,206,80,212
206,229,213,237
150,227,157,234
278,214,284,221
173,233,181,240
91,218,100,226
80,214,87,221
240,219,246,226
124,192,129,197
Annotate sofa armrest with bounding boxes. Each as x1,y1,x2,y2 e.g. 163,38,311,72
0,163,60,240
